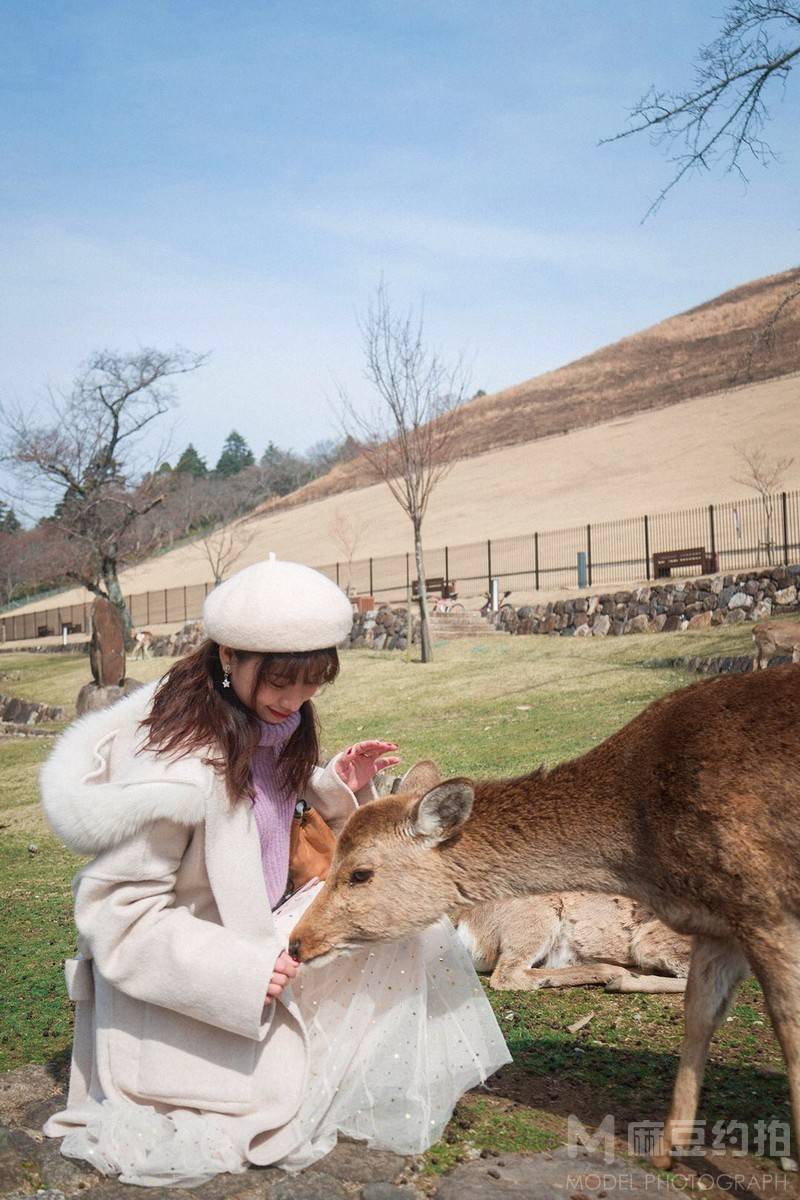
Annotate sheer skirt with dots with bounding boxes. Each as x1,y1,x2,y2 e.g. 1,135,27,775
268,883,511,1172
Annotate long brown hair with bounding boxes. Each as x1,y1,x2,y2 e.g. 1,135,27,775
140,639,339,800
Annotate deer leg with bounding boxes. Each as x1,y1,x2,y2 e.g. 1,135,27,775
653,936,748,1170
743,923,800,1171
605,973,687,994
490,957,634,991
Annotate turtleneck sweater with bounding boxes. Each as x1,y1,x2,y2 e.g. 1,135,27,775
250,711,302,908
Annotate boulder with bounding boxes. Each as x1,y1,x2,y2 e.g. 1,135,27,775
727,592,753,610
687,610,713,630
624,614,650,635
725,608,746,625
434,1146,657,1199
591,614,611,637
76,679,144,716
663,614,687,632
775,585,798,606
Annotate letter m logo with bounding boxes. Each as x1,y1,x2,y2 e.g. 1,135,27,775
567,1113,616,1164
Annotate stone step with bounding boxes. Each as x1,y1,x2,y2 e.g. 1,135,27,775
430,627,509,638
428,616,492,627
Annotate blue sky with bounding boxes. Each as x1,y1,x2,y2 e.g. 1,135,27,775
1,0,797,489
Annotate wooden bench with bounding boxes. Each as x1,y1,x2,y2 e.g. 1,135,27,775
652,547,719,579
351,595,375,615
410,577,457,599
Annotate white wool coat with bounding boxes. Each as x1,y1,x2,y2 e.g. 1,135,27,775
40,681,372,1164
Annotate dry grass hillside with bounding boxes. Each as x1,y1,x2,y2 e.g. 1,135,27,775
6,268,800,622
9,370,800,619
261,266,800,513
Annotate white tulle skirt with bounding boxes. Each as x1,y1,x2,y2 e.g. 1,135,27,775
54,883,511,1187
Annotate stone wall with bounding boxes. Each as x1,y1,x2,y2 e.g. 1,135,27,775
496,564,800,638
144,609,421,656
348,606,420,651
0,694,65,724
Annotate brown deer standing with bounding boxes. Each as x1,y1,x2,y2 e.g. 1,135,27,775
290,665,800,1171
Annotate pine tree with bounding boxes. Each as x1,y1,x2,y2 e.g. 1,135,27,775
175,444,208,477
215,430,255,477
0,501,21,533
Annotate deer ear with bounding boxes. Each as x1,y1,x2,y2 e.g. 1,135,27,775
396,760,441,795
410,779,474,844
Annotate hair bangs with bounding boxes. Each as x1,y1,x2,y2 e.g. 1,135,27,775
255,647,340,690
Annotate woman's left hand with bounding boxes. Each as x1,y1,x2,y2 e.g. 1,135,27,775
335,741,400,792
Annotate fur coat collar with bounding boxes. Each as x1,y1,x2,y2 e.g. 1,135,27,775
40,681,217,856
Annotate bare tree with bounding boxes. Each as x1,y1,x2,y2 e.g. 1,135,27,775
733,442,794,561
0,347,206,635
327,507,369,595
604,1,800,219
196,522,256,586
339,285,467,662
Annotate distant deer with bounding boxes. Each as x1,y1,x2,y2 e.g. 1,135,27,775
386,763,690,994
132,629,154,660
753,619,800,669
290,666,800,1172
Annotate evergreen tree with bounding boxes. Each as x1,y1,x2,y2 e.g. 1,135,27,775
175,443,208,477
216,430,255,477
0,501,21,533
259,441,311,495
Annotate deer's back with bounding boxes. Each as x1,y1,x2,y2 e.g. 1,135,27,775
615,665,800,925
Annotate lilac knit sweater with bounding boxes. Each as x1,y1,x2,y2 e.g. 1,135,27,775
250,711,302,908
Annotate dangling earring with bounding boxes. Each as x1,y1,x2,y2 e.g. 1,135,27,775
222,667,231,689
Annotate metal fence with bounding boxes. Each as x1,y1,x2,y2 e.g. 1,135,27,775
2,489,799,643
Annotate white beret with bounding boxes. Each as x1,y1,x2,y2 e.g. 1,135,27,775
202,553,354,651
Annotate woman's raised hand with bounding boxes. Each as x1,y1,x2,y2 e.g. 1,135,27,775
334,740,400,792
265,950,300,1003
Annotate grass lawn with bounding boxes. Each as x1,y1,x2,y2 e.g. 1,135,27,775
0,623,793,1186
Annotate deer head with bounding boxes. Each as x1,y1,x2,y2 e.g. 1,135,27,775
289,766,474,964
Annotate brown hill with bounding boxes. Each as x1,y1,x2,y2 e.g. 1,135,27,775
259,265,800,513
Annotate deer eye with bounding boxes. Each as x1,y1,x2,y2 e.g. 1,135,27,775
348,869,374,885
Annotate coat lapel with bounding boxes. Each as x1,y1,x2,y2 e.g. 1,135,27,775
203,780,307,1028
203,780,276,944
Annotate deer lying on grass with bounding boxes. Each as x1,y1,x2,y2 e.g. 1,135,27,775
753,619,800,669
291,665,800,1172
456,892,690,993
387,763,690,993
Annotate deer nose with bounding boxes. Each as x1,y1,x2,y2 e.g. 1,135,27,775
288,938,301,960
